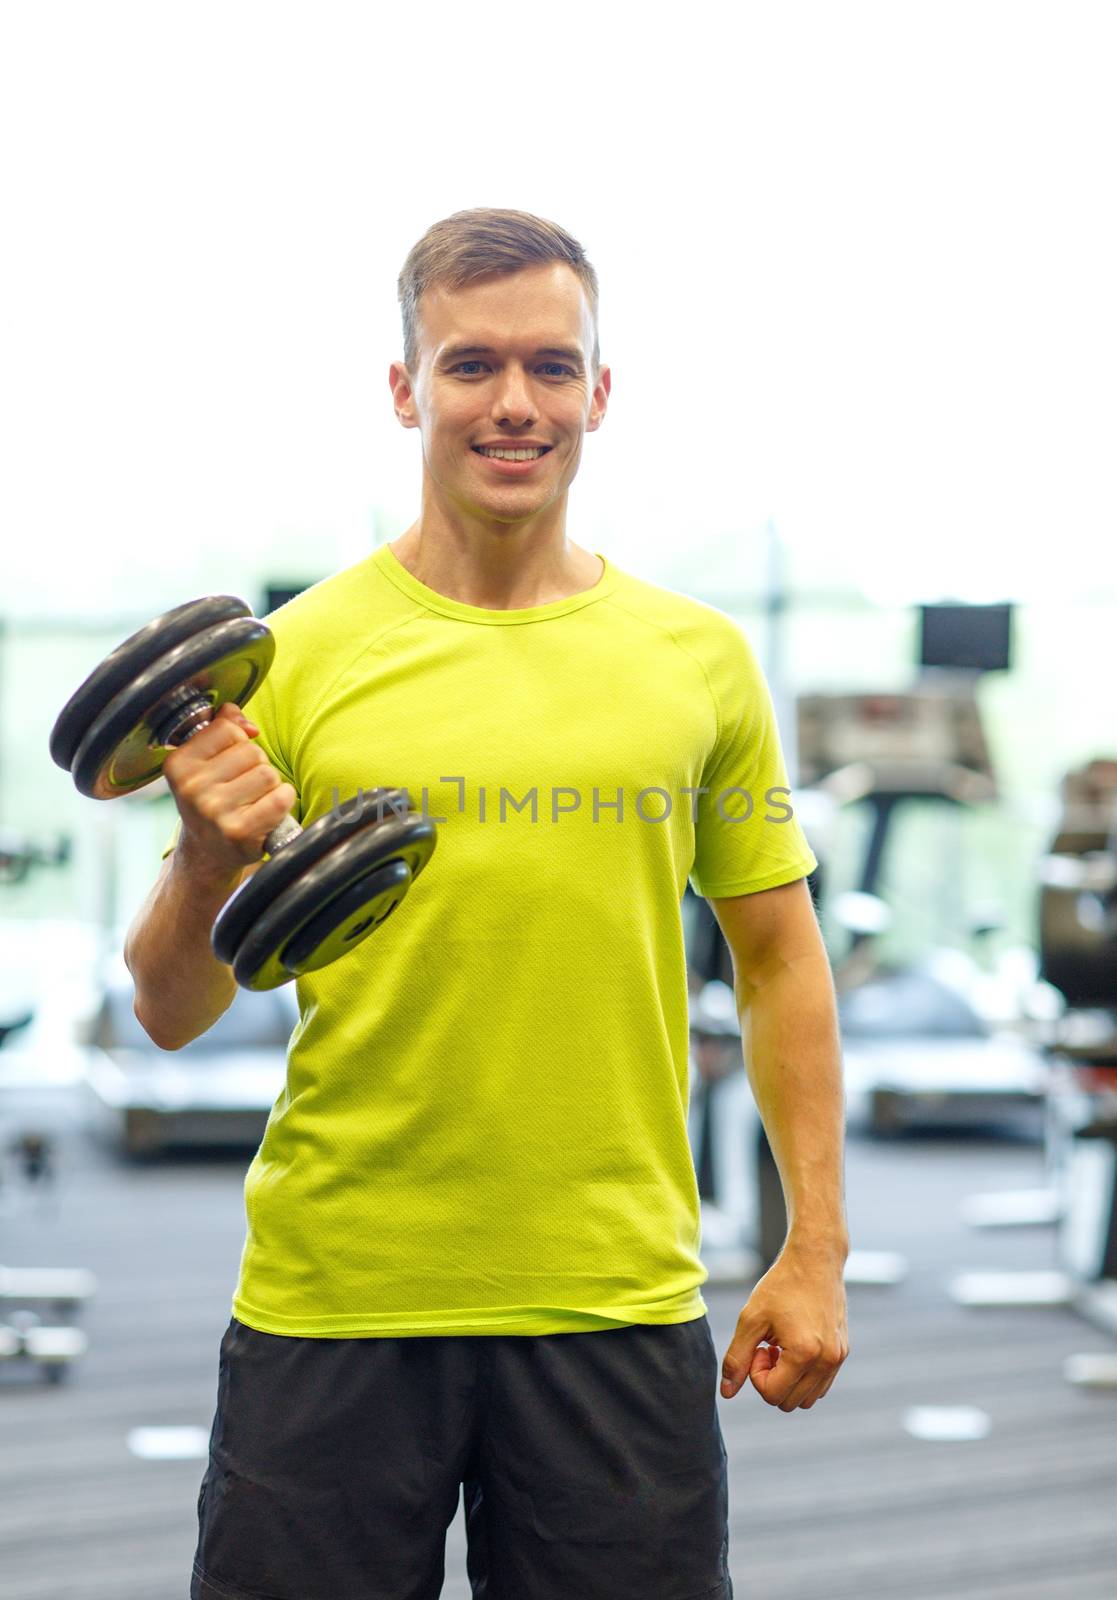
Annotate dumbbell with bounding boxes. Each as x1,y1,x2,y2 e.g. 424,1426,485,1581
49,596,436,990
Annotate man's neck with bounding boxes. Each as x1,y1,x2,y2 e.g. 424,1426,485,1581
388,525,604,610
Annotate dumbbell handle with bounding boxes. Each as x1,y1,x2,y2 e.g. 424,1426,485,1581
158,694,303,858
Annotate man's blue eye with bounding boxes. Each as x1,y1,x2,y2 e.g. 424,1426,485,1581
452,361,572,377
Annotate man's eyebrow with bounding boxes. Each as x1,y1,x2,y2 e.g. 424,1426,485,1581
439,343,586,366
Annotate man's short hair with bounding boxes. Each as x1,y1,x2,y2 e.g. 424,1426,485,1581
397,207,600,376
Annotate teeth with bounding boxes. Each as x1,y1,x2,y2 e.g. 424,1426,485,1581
479,447,545,460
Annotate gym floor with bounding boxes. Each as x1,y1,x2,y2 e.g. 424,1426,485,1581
2,1108,1116,1600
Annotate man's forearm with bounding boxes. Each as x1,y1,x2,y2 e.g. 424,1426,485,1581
737,949,849,1257
124,847,242,1050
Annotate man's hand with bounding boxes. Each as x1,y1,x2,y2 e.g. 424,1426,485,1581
163,701,297,881
719,1240,849,1409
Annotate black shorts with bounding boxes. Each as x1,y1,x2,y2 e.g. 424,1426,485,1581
191,1313,732,1600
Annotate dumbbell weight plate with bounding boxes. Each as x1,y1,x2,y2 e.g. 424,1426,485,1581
277,858,412,976
50,597,255,773
68,619,274,798
222,809,438,990
234,858,415,990
211,791,422,961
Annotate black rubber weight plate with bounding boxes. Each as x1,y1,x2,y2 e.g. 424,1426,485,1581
236,859,414,989
50,596,253,772
211,791,420,962
69,619,274,798
278,859,411,976
225,817,437,990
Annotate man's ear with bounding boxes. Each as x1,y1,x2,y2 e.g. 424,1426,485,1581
585,365,611,434
389,361,420,429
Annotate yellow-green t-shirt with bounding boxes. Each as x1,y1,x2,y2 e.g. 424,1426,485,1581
164,545,817,1336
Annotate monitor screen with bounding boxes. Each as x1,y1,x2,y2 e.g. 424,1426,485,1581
919,603,1013,672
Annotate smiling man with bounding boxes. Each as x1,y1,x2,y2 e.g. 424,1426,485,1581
129,207,849,1600
387,251,607,608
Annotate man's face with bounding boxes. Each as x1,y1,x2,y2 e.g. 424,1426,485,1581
391,263,610,528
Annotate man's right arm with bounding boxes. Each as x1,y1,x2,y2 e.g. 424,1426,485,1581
125,851,251,1049
124,701,297,1050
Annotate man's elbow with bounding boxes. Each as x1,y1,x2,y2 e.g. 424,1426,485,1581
132,994,192,1052
124,939,179,1049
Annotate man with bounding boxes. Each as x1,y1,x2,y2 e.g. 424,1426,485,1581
127,207,849,1600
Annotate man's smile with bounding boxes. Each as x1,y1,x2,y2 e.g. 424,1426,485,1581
470,445,554,473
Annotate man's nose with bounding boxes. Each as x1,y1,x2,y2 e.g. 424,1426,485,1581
492,364,535,420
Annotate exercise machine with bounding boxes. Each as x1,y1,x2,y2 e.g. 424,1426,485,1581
1038,758,1117,1352
1,832,93,1384
797,603,1045,1134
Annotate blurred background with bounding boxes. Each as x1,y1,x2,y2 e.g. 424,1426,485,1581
2,2,1116,1597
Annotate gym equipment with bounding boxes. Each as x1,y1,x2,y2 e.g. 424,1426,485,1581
950,758,1117,1389
0,1268,94,1385
0,829,71,887
84,961,294,1157
797,679,1045,1134
1036,759,1117,1345
49,597,437,989
918,600,1013,675
0,852,94,1387
1038,757,1117,1004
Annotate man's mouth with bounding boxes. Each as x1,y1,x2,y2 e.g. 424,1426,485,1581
471,446,552,461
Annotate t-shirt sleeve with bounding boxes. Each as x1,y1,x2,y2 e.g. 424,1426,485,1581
159,666,299,860
688,619,818,899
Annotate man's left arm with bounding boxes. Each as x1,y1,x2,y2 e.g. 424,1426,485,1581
707,875,851,1410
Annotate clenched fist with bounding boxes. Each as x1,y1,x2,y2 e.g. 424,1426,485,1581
163,702,297,879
